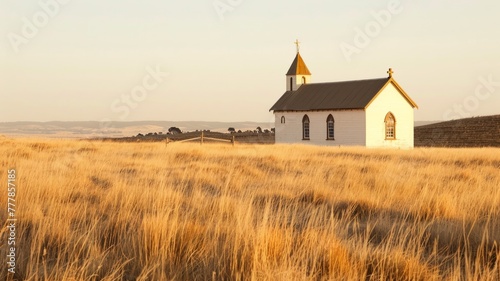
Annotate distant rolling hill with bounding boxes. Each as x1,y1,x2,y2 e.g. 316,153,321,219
0,121,275,138
415,115,500,147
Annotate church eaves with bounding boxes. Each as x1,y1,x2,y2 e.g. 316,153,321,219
270,77,418,112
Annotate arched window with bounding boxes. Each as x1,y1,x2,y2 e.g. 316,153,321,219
302,115,310,140
385,112,396,140
281,116,286,124
326,114,335,140
302,76,306,84
290,77,293,91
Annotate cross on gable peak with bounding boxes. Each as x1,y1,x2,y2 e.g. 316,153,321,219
387,68,394,78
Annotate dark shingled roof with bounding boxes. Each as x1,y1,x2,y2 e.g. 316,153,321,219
286,53,311,75
270,78,390,111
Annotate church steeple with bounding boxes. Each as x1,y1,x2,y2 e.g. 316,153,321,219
286,40,311,91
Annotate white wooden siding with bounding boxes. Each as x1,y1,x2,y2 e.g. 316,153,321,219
275,110,366,146
365,83,415,148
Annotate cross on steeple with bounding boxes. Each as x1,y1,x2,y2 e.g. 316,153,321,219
387,68,394,78
294,39,300,53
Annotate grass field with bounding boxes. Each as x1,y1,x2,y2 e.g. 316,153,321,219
1,137,499,280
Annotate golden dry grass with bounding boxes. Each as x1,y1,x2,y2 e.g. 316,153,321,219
0,136,499,280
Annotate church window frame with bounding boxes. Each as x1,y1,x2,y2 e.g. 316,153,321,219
326,114,335,140
385,112,396,140
281,116,286,124
302,115,310,140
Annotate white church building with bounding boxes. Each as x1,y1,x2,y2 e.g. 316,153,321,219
270,46,418,148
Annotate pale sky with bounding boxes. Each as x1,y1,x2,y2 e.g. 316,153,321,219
1,0,499,123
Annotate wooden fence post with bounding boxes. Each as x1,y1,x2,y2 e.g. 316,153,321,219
232,135,235,147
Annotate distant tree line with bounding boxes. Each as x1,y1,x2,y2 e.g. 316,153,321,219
228,127,275,134
134,126,275,138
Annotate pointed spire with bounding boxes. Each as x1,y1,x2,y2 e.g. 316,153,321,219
286,53,311,75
